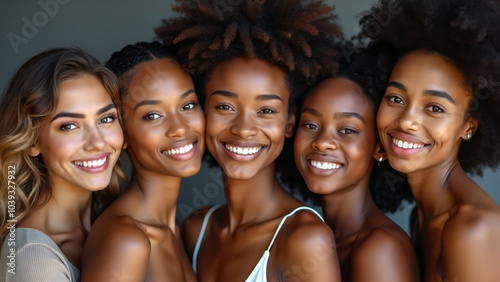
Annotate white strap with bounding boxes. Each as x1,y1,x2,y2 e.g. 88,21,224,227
192,205,220,272
266,206,323,251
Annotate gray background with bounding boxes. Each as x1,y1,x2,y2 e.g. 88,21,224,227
1,0,498,234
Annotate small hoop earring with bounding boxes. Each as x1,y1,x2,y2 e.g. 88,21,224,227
466,133,472,139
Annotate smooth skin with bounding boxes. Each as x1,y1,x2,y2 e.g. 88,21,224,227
378,50,500,282
294,77,419,282
81,59,204,282
21,74,123,269
183,57,341,282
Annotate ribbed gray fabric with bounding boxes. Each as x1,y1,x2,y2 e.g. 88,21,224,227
0,228,79,281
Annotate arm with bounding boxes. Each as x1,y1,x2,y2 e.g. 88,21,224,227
81,220,150,282
441,207,500,282
275,214,341,282
350,228,420,282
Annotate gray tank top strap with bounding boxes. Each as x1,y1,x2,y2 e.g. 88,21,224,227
265,206,323,251
192,205,220,273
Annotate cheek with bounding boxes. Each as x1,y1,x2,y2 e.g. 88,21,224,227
40,133,81,164
103,124,124,150
190,112,206,135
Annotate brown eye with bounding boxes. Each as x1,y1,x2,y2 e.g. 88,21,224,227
143,113,161,120
182,102,197,111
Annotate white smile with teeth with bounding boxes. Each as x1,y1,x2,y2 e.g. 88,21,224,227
163,143,194,155
225,144,262,155
310,160,342,170
392,138,426,149
73,156,107,168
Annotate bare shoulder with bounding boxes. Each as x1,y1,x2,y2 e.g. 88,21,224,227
354,226,413,257
350,227,420,282
182,205,219,257
273,208,341,281
81,215,150,281
441,203,500,281
443,203,500,253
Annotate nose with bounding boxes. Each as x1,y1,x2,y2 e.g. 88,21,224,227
84,126,106,151
230,111,257,138
397,104,421,131
312,130,337,152
165,114,188,138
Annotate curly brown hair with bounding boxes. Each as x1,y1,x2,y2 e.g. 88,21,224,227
358,0,500,175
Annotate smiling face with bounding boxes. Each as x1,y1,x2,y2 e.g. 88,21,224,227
294,77,377,194
31,74,123,192
121,59,205,178
377,50,477,174
204,57,293,180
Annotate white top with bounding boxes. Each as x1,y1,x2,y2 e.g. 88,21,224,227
192,206,324,282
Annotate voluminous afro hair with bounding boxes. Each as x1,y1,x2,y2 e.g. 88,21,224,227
359,0,500,175
279,42,413,213
155,0,344,102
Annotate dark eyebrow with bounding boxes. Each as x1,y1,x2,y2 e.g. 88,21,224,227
133,100,161,110
181,89,196,99
97,104,116,115
51,103,116,122
334,112,366,124
256,94,283,102
387,81,407,92
211,90,237,98
301,107,321,117
50,112,84,122
423,90,456,105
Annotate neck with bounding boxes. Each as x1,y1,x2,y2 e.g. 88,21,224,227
128,167,182,231
45,179,93,233
223,164,296,230
406,158,464,221
321,178,378,241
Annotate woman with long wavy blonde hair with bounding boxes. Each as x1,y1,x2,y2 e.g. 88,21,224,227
0,48,124,281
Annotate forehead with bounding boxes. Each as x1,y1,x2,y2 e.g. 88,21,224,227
126,59,193,98
206,57,289,100
390,50,472,96
56,74,112,110
304,77,374,115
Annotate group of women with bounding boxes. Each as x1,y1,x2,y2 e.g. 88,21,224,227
1,0,500,281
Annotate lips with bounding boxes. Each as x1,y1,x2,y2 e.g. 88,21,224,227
387,131,430,156
161,141,198,161
72,154,110,173
161,143,194,155
224,144,263,155
310,160,343,170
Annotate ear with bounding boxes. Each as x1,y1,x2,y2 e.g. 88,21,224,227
285,106,297,138
373,141,387,163
28,143,41,157
462,117,478,140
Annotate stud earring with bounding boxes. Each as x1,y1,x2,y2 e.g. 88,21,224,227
378,157,383,166
466,133,472,139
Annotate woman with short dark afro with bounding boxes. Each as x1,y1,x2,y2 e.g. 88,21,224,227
156,0,343,281
283,42,419,281
360,0,500,281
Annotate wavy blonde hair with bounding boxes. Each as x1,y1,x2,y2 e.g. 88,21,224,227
0,48,125,240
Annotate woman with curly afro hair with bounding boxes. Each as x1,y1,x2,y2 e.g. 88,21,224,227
288,43,419,281
360,0,500,280
156,0,343,281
